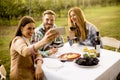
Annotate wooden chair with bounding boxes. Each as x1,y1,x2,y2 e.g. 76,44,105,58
0,65,6,80
101,37,120,52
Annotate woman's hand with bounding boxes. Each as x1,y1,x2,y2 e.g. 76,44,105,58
35,61,43,80
43,29,59,45
33,29,59,51
69,30,75,39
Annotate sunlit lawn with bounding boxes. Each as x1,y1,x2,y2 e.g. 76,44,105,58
84,5,120,39
0,5,120,80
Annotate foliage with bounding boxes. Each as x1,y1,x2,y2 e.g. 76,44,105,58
0,5,120,80
0,0,28,19
0,0,120,25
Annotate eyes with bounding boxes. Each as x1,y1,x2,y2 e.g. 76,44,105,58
46,18,54,22
27,27,35,31
70,11,76,19
25,23,35,31
43,14,55,23
21,23,35,33
70,14,76,18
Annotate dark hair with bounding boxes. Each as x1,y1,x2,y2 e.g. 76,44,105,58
16,16,35,36
9,16,35,48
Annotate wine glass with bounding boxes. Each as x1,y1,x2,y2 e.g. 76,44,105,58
70,26,76,31
53,41,62,48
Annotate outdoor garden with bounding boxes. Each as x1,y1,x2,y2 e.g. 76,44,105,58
0,0,120,79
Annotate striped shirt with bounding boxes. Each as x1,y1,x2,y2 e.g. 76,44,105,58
31,23,64,57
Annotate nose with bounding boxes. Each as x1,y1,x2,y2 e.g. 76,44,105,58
71,16,76,22
31,29,34,33
71,16,74,20
48,20,52,24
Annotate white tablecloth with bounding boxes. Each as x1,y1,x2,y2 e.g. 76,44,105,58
42,42,120,80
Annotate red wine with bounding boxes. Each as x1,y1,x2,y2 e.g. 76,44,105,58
70,27,76,31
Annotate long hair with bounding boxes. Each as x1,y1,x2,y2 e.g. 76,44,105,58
9,16,35,48
68,7,87,41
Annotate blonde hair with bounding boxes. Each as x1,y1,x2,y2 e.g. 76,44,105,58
68,7,87,41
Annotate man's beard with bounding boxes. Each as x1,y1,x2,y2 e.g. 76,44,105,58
45,24,53,31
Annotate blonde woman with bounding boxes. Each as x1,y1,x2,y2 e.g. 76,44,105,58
68,7,102,47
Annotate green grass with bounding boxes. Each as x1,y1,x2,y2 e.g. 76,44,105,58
0,5,120,80
0,26,16,79
84,5,120,39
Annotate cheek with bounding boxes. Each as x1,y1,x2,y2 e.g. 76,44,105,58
43,19,47,23
31,30,35,34
22,30,27,35
22,28,29,35
73,16,77,20
71,17,75,21
76,17,78,22
72,16,77,22
51,20,54,24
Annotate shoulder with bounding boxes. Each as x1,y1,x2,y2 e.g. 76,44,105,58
35,24,44,33
86,22,98,31
12,36,24,44
13,36,23,41
35,26,41,32
53,24,57,28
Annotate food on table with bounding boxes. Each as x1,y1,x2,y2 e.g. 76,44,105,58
75,54,99,66
89,53,96,58
83,46,89,52
75,47,99,66
83,53,89,58
58,52,81,61
83,47,97,57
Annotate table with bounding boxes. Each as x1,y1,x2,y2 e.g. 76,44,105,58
42,42,120,80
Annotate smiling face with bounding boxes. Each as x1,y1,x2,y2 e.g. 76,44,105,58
42,14,55,31
21,23,35,39
69,11,78,24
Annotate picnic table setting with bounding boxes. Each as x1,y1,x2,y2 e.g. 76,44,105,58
41,42,120,80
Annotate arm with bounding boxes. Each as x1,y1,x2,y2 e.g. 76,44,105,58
40,48,58,57
67,36,74,46
34,54,43,80
35,60,43,80
39,50,49,57
33,28,59,52
13,37,32,57
85,24,103,48
67,29,76,46
13,28,59,57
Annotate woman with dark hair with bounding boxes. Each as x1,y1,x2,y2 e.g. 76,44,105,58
9,16,59,80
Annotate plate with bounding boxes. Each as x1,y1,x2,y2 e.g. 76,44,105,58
75,57,99,66
58,52,81,61
43,58,63,69
75,63,99,68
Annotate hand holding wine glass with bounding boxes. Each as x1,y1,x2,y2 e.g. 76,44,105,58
69,29,77,40
70,26,76,31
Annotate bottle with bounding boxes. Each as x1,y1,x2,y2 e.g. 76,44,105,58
95,31,100,57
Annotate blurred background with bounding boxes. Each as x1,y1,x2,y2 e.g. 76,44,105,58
0,0,120,79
